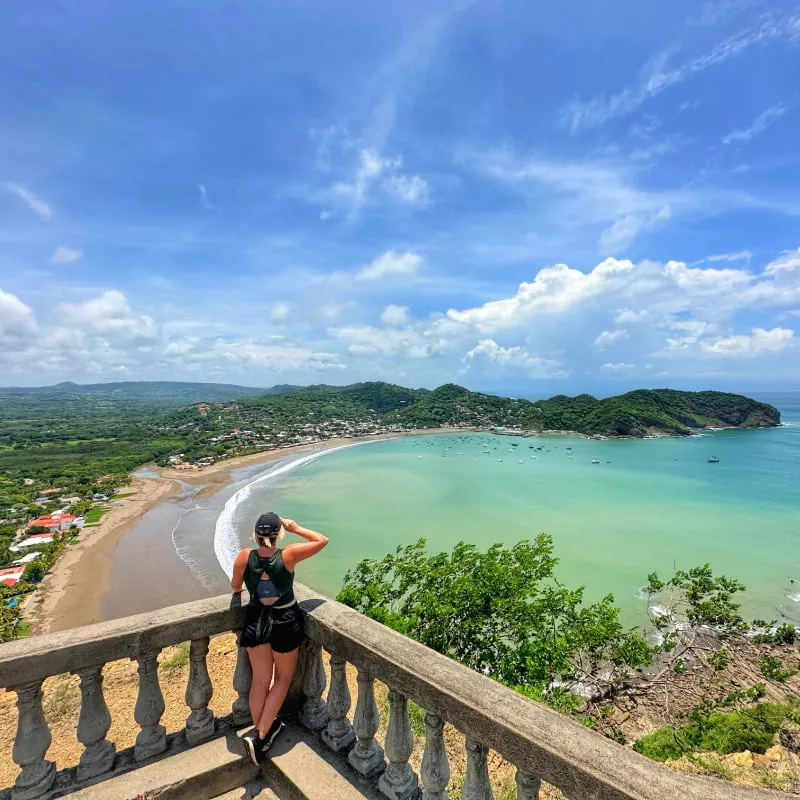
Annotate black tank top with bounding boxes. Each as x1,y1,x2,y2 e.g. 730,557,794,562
243,548,295,607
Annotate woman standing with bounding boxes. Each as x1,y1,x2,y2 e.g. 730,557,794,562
231,511,328,764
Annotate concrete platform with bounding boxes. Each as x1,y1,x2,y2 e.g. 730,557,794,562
63,731,260,800
262,723,385,800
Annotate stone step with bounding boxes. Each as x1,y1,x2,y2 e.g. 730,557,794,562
211,788,279,800
64,730,260,800
261,723,385,800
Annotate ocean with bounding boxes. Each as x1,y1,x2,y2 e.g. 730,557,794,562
210,392,800,628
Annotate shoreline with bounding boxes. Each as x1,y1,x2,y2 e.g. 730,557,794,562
26,475,184,634
31,429,461,632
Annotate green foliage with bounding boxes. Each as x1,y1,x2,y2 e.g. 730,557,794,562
759,654,796,683
775,624,797,645
709,649,730,671
646,564,747,638
22,560,46,583
0,600,23,643
635,703,790,762
338,536,652,694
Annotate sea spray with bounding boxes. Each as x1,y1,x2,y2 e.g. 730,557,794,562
213,441,380,577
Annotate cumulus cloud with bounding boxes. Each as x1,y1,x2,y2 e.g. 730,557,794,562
0,289,37,342
464,339,567,378
5,183,53,220
51,246,83,265
594,329,630,349
381,304,410,326
700,327,793,357
331,324,447,360
357,250,423,281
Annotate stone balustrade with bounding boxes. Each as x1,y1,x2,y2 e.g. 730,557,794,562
0,587,785,800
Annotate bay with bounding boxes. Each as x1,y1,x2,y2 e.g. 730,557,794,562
223,392,800,627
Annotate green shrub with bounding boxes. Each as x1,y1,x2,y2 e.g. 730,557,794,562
697,705,785,755
635,703,789,762
774,624,797,645
634,726,694,762
709,649,729,671
760,654,795,683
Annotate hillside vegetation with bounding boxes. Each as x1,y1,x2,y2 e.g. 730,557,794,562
0,381,779,483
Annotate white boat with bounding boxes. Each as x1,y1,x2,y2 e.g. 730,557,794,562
591,459,601,464
417,455,423,460
708,456,720,463
517,460,525,464
497,458,503,462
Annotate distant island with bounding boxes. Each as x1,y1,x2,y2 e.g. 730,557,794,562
0,381,780,481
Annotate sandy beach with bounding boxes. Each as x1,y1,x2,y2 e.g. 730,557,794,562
30,430,460,633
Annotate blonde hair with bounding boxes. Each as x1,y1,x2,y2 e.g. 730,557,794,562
253,525,286,547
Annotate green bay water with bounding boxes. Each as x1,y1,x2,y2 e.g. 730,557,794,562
217,393,800,626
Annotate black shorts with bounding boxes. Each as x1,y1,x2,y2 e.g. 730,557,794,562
239,602,305,653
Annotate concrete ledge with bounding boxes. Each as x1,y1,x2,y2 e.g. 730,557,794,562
262,723,382,800
62,730,259,800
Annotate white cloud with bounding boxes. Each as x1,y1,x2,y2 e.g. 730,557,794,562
327,147,429,218
722,103,789,145
357,250,423,281
599,206,672,251
381,304,410,326
198,184,216,210
0,289,37,342
51,246,83,265
270,302,293,322
447,257,635,333
331,324,447,359
60,290,158,341
464,339,567,378
594,329,630,349
5,183,53,220
561,15,798,131
705,250,753,263
614,308,650,324
763,247,800,275
700,327,793,357
601,362,636,373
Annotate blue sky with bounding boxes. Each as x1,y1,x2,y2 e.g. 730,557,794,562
1,0,799,395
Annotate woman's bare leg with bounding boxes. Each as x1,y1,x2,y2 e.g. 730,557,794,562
256,647,298,739
247,644,274,729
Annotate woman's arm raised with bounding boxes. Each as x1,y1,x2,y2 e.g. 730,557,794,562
281,518,328,571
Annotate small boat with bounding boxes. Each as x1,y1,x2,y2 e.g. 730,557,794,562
417,455,423,460
497,458,503,462
511,442,518,447
591,459,601,464
708,456,720,463
517,460,525,464
529,445,535,449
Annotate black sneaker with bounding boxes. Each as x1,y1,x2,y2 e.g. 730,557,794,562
242,730,264,765
261,718,285,753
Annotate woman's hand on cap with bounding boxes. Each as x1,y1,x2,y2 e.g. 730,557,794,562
281,517,298,532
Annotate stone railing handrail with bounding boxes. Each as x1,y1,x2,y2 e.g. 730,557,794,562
0,585,783,800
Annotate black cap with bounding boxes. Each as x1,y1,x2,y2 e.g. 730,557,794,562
255,512,282,537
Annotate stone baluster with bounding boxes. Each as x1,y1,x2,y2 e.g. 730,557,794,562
421,713,449,800
11,682,55,800
185,638,215,744
134,649,167,761
348,668,386,779
515,770,542,800
322,655,356,752
298,641,330,731
378,690,419,800
462,739,493,800
75,666,115,780
232,642,253,726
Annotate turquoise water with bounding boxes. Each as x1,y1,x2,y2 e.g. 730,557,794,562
225,393,800,627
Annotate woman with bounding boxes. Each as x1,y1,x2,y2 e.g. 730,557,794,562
231,511,328,764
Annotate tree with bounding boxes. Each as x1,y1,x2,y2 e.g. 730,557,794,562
338,535,652,698
0,600,22,644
